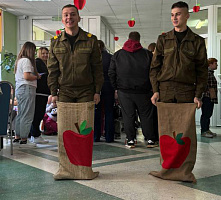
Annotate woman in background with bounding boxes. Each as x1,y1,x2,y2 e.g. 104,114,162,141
30,47,50,144
14,41,39,147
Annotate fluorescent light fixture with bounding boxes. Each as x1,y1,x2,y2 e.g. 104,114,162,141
24,0,51,2
195,19,207,29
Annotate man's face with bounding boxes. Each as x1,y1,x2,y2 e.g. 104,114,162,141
171,7,189,29
62,7,80,29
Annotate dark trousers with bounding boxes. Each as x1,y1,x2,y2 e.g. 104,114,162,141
200,97,214,133
31,95,48,137
118,91,155,141
94,92,115,142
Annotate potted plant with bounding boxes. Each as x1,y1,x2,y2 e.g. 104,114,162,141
0,53,17,73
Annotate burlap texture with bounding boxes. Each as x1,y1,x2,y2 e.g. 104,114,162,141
54,101,99,180
149,103,197,182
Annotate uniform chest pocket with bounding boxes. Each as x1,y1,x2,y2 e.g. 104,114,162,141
54,47,67,54
164,47,174,55
182,48,195,57
78,48,92,54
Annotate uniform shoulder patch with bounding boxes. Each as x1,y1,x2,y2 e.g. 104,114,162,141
87,33,92,38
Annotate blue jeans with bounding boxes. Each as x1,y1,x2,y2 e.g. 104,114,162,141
15,84,36,138
200,97,214,133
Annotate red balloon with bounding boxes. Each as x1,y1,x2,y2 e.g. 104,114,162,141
193,5,200,12
74,0,86,10
128,20,135,27
114,37,119,41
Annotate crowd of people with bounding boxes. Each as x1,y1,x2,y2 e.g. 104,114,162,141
9,1,219,182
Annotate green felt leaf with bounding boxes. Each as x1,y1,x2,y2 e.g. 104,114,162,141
80,127,92,135
80,120,87,133
176,133,185,145
131,18,135,21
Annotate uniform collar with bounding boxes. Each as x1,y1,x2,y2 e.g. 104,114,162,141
165,27,196,41
59,28,88,41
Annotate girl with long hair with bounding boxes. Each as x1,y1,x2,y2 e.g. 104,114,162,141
14,41,39,147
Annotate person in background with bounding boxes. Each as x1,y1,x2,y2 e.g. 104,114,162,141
200,58,218,138
147,43,156,53
94,40,115,143
109,31,156,148
30,47,50,144
14,41,39,147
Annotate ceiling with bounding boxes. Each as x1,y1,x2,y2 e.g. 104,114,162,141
1,0,221,49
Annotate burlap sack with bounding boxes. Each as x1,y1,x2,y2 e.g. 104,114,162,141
150,102,197,182
54,101,99,180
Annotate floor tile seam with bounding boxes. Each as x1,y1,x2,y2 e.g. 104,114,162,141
93,152,158,164
208,143,221,154
33,148,59,157
1,153,58,174
101,142,159,153
14,148,158,166
93,154,160,168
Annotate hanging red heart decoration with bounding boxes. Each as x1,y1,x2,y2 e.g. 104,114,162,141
193,4,200,12
114,37,119,41
56,30,61,35
74,0,86,10
128,18,135,27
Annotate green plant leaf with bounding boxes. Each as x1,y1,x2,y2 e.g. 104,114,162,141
80,127,92,135
80,120,87,133
176,133,185,145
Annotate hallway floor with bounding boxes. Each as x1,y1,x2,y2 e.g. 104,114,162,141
0,127,221,200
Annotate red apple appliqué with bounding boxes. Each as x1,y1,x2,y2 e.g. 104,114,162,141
74,0,86,10
160,132,191,169
63,120,93,167
114,37,119,41
128,18,135,27
56,30,61,36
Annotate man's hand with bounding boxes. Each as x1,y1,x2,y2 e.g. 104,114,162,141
52,96,58,107
194,97,202,109
151,92,159,106
94,93,100,105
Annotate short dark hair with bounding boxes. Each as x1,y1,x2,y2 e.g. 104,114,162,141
171,1,189,10
129,32,140,41
97,40,105,51
62,4,79,15
208,58,218,65
148,43,156,53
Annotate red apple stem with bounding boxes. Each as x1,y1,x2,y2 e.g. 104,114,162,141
173,131,176,139
75,123,80,134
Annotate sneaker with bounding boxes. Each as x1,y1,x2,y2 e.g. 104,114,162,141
19,140,37,148
208,130,217,137
147,140,159,148
125,140,135,148
13,138,21,143
31,136,49,144
201,131,213,138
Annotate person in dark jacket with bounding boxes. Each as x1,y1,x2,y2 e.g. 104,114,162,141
109,31,157,148
94,40,115,143
30,47,50,144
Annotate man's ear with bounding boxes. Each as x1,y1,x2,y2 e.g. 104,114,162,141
78,16,81,23
186,13,190,20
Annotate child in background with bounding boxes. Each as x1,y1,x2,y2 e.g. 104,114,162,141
200,58,218,138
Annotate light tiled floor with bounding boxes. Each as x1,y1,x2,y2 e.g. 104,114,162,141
0,127,221,200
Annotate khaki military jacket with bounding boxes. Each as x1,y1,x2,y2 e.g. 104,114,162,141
150,28,208,98
47,28,103,96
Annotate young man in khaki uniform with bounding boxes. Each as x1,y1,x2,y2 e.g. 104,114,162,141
47,4,103,104
150,1,208,106
149,1,208,182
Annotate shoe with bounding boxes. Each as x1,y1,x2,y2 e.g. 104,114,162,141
208,130,217,137
13,138,21,143
201,131,213,138
19,140,37,148
31,136,49,144
147,140,159,148
125,140,135,148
